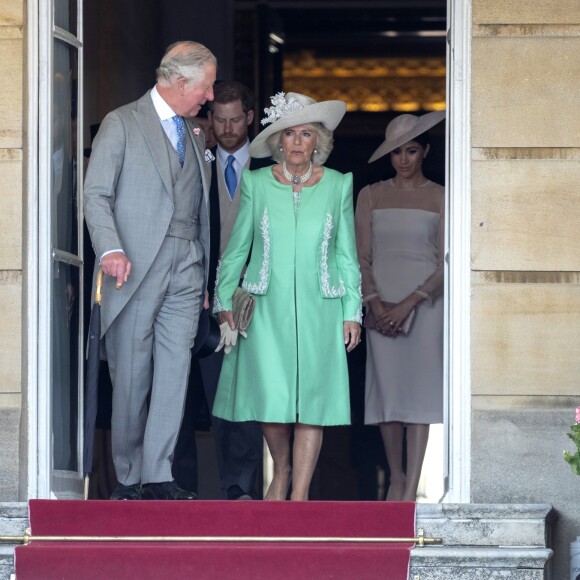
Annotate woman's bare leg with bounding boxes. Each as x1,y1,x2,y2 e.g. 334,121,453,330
379,422,405,501
262,422,292,500
402,423,429,501
290,423,323,501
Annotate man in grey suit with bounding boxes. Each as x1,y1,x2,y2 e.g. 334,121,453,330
173,81,264,499
84,41,217,500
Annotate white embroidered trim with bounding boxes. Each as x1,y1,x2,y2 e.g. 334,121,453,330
212,259,225,312
320,213,345,298
242,208,270,294
353,275,363,324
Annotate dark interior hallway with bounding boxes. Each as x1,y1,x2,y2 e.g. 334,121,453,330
83,0,447,501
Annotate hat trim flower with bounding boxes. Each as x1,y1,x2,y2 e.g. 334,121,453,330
261,92,305,126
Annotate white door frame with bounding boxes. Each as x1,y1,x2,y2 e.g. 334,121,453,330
444,0,472,503
26,0,42,500
26,0,85,499
25,0,472,502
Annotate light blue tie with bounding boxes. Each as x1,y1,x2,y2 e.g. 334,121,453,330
225,155,237,199
173,115,186,167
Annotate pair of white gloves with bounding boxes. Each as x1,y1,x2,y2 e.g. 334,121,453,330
215,322,247,354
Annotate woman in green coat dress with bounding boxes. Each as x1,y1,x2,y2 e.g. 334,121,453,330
213,92,362,501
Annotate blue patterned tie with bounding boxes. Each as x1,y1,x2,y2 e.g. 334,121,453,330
173,115,186,167
225,155,237,199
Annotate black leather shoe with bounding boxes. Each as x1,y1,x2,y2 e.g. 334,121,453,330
226,484,254,500
141,481,198,500
110,483,142,500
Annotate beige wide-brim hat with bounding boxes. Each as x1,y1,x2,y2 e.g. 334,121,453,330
249,92,347,158
368,110,446,163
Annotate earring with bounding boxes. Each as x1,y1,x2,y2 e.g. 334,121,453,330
279,146,283,151
314,148,318,154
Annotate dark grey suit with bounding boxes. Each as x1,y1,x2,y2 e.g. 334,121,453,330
84,90,211,486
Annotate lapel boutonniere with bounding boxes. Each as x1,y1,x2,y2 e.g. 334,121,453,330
193,127,201,136
204,149,215,163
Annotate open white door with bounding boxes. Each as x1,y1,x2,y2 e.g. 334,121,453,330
34,0,85,499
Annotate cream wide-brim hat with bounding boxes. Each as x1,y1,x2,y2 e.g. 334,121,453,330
249,92,347,158
368,110,446,163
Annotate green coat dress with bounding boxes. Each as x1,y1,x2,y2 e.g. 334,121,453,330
213,166,362,426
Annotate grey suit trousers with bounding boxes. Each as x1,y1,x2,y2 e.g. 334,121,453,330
106,236,204,485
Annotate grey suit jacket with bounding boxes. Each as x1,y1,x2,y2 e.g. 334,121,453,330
84,90,211,338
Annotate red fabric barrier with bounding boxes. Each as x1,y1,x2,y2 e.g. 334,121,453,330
15,500,416,579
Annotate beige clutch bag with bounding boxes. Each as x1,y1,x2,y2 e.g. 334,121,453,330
364,301,416,335
232,287,255,332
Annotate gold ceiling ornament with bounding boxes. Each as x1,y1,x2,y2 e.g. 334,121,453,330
285,52,446,79
284,51,446,112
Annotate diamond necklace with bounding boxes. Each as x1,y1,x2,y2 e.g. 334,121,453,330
282,162,313,185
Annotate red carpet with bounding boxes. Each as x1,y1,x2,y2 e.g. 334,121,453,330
15,500,416,579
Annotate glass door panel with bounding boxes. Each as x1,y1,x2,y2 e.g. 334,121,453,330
54,0,77,36
51,258,80,472
48,0,84,498
52,39,78,256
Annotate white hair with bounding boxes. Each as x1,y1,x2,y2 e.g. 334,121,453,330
156,41,217,86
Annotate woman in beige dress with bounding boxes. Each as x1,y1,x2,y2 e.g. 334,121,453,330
355,111,445,501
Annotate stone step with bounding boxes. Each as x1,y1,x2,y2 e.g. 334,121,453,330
0,503,28,580
416,503,556,547
0,546,16,580
409,546,552,580
0,503,28,535
413,504,555,580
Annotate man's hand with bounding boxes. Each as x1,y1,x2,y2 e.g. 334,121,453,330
101,251,132,289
